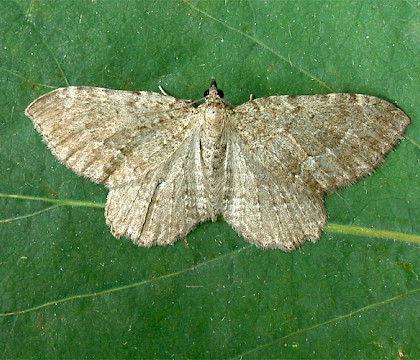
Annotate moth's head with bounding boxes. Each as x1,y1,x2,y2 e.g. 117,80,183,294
203,77,224,103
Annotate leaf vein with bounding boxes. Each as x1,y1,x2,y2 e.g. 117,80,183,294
233,288,420,358
182,0,334,92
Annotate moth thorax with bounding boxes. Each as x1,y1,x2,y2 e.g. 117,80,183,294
200,104,227,216
203,103,226,138
201,104,227,165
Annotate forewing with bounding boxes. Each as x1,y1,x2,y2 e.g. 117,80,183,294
105,127,213,246
230,94,409,192
223,135,326,250
25,86,197,187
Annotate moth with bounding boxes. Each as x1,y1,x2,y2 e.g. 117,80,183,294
25,78,409,250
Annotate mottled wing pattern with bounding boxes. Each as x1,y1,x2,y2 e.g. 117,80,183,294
26,86,213,246
229,94,409,193
25,86,196,187
224,133,325,250
224,94,409,249
105,128,213,246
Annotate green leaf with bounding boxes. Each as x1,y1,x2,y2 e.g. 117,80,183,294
1,0,418,358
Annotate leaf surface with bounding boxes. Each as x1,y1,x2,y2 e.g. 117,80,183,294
0,0,419,358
